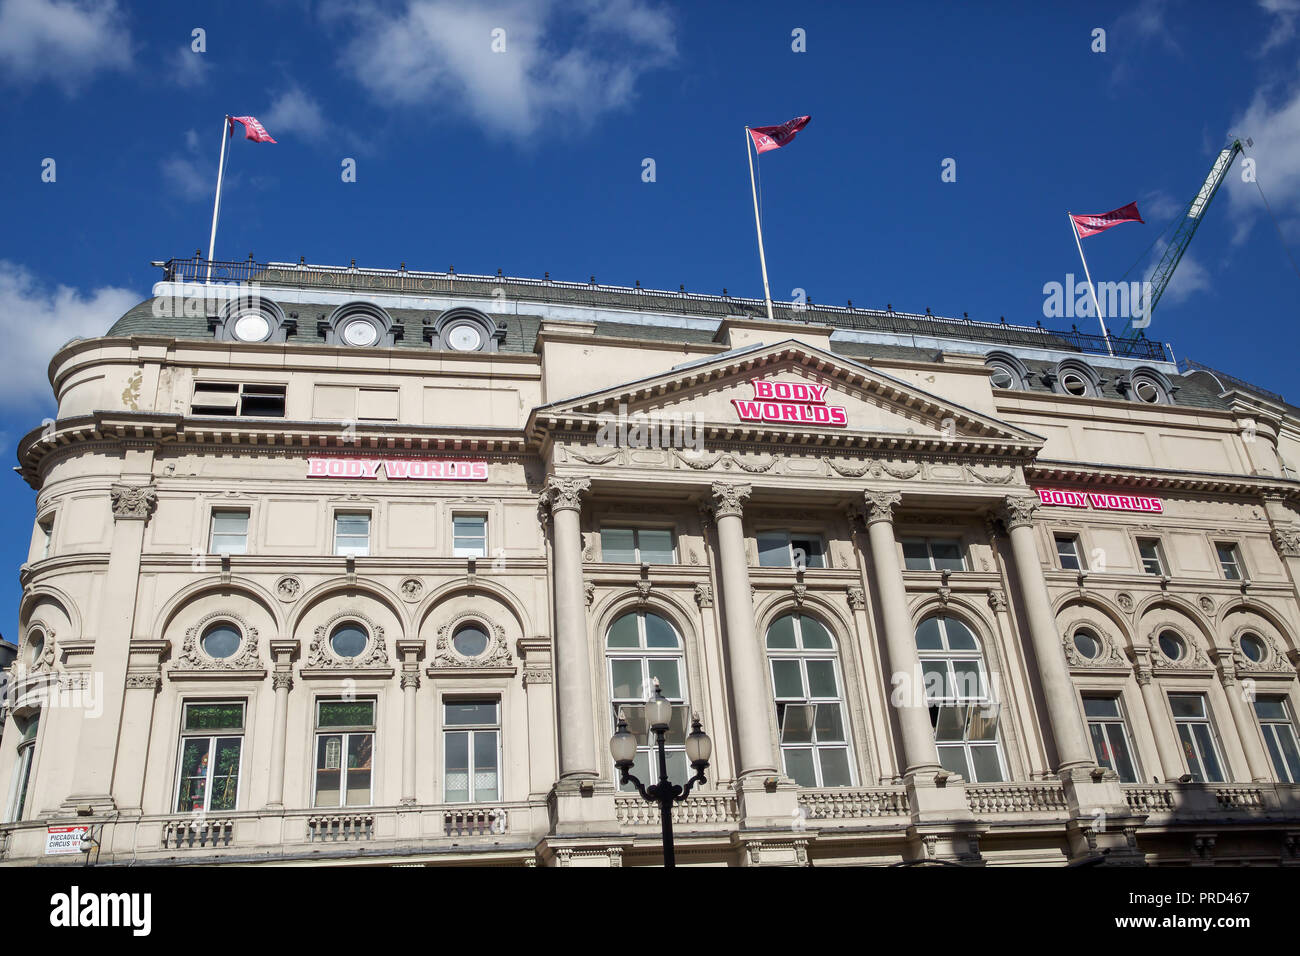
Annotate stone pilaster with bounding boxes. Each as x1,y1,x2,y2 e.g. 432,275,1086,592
266,638,298,808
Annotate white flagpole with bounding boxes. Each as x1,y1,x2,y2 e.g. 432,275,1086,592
206,115,232,283
1068,212,1114,357
745,127,775,321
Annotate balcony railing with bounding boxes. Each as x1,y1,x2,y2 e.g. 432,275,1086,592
797,786,911,821
965,782,1069,816
155,255,1170,361
614,793,739,826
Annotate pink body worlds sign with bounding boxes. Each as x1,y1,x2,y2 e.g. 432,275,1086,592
731,379,848,428
1036,488,1162,514
307,458,488,481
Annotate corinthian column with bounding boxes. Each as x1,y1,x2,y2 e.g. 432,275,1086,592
860,490,943,776
542,476,599,780
709,481,779,778
1211,649,1273,783
999,496,1093,772
1129,649,1182,782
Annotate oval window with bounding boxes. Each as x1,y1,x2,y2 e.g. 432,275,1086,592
1061,372,1089,396
233,311,271,342
1157,630,1185,662
988,363,1016,389
446,323,484,351
452,623,490,658
1134,378,1162,403
1239,632,1265,663
201,622,242,659
330,622,369,658
1072,628,1100,660
341,318,380,347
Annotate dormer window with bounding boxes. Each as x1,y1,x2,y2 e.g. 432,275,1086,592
425,308,504,353
211,297,293,343
1051,360,1101,398
321,302,401,348
1125,367,1175,405
984,351,1029,391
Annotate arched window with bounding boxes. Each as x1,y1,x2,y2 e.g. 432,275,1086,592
606,610,688,789
766,613,854,787
915,614,1005,783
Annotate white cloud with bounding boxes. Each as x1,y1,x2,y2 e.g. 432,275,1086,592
0,0,131,94
334,0,676,141
262,85,330,141
1259,0,1300,54
170,45,208,88
1224,80,1300,244
1159,247,1211,303
1140,189,1186,224
160,128,211,200
0,261,139,409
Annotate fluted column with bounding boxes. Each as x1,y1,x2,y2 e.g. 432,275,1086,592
1000,496,1094,772
1212,649,1273,782
266,638,297,808
709,481,779,778
542,476,599,780
1129,649,1182,782
861,490,943,777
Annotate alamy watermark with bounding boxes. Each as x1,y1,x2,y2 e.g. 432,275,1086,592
1043,273,1153,328
596,403,705,451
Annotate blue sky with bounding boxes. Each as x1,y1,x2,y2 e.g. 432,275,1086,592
1,0,1299,637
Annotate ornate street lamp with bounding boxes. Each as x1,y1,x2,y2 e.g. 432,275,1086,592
609,678,712,868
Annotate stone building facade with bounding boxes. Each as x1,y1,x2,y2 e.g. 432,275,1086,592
4,257,1300,866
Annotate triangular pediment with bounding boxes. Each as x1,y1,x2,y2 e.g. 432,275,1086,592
528,339,1045,456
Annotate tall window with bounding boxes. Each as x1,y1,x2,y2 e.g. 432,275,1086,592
1054,533,1085,571
37,518,53,560
766,613,853,787
915,615,1005,783
174,702,244,813
901,538,966,571
1215,542,1244,581
1083,696,1140,783
1255,697,1300,784
1169,693,1226,783
444,700,501,802
334,512,371,556
452,515,487,558
600,527,674,564
757,531,825,569
209,510,249,555
314,699,375,807
6,714,39,822
606,610,688,790
1137,538,1166,576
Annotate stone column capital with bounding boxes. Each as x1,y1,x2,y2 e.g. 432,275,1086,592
710,481,752,519
861,489,901,525
110,483,157,521
999,495,1040,531
1272,524,1300,558
271,672,294,692
541,475,591,514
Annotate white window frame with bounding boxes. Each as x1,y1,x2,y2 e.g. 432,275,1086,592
191,381,288,418
5,714,40,822
606,611,689,792
1082,694,1141,783
334,511,372,557
756,530,826,569
1169,693,1228,783
767,614,856,788
442,699,502,803
173,701,245,814
37,517,54,560
1054,532,1085,571
599,526,676,564
1136,537,1166,576
1215,541,1244,581
313,697,376,808
901,537,966,572
1255,696,1300,784
452,513,488,558
916,616,1007,784
209,508,250,555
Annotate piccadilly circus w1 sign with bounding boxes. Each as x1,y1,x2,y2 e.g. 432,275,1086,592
731,380,848,427
308,458,488,480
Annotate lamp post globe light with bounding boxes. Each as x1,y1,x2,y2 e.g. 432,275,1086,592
609,678,712,868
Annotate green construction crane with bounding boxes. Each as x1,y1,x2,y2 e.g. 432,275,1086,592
1121,137,1249,338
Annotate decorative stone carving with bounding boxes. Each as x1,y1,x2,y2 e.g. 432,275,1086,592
568,448,622,466
847,586,866,610
964,465,1015,484
541,475,591,513
272,672,294,691
125,672,160,691
635,580,653,604
431,612,512,669
307,611,390,669
1061,628,1127,668
400,671,421,690
1232,629,1288,672
177,611,262,670
399,578,423,602
110,483,156,520
584,582,595,606
694,583,714,608
1272,526,1300,558
710,481,752,519
1148,626,1211,671
792,583,808,606
1198,595,1215,615
987,590,1007,613
824,457,918,480
522,667,552,684
999,496,1039,531
862,489,901,525
276,576,302,601
1115,592,1135,613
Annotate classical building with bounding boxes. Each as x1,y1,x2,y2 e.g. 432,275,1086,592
4,256,1300,866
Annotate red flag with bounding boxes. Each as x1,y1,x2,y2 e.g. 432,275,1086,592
1070,202,1143,238
748,115,811,153
229,115,277,143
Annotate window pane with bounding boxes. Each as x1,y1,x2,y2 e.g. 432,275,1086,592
1106,726,1138,783
771,659,804,699
1176,724,1204,781
922,662,946,702
757,532,789,567
942,617,978,651
931,541,964,571
646,658,682,700
915,616,943,650
937,745,971,781
969,745,1003,783
211,511,248,533
454,515,486,537
444,700,497,726
1084,696,1121,719
813,702,845,743
782,747,817,787
601,528,636,563
817,748,852,787
335,514,369,535
619,750,651,792
184,703,244,732
766,614,797,649
791,537,824,568
176,738,212,812
664,748,689,785
665,706,690,746
934,704,967,742
607,613,639,648
318,700,375,728
1089,722,1113,771
1169,694,1204,719
780,703,816,743
445,731,469,802
1274,726,1300,782
473,731,499,800
902,539,930,570
1192,724,1224,782
798,616,833,650
967,706,1000,741
210,737,242,810
315,735,342,806
642,613,679,649
805,659,839,699
950,660,983,699
638,529,674,564
610,659,643,700
1253,698,1287,721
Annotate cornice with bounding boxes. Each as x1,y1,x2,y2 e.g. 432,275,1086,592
1025,459,1300,501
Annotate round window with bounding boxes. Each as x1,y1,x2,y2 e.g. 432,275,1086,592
1133,378,1162,403
233,311,271,342
341,318,380,347
988,363,1016,389
330,622,369,658
452,622,490,657
201,622,242,659
1072,628,1100,660
28,631,44,667
446,323,484,352
1157,630,1185,662
1061,372,1089,396
1239,632,1266,663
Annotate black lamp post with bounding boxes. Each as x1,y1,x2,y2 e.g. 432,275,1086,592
609,679,712,868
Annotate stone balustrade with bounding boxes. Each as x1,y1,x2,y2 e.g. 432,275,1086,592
796,786,910,821
965,782,1069,817
614,794,739,826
